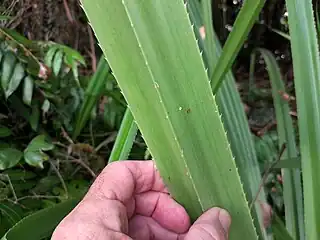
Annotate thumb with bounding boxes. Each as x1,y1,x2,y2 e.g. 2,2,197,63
184,207,231,240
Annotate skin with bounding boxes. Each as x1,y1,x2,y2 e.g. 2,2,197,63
52,160,271,240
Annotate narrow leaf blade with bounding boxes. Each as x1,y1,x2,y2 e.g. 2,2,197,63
22,76,33,106
195,1,267,237
108,108,138,163
81,1,257,238
284,0,320,238
256,48,304,239
210,0,266,93
73,57,110,139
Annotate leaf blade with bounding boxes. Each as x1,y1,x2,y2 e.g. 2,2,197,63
108,108,138,163
284,0,320,238
255,48,304,239
1,198,80,240
194,1,267,237
73,57,110,139
81,1,257,238
5,62,25,99
22,76,33,106
0,148,23,170
210,0,266,92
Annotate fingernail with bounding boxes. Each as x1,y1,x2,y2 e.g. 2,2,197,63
219,209,231,232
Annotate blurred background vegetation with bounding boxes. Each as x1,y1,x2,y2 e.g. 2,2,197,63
0,0,306,237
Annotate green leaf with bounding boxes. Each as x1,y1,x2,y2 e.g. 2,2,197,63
81,1,257,238
52,50,64,76
108,108,138,162
22,76,34,106
0,142,10,150
0,16,12,21
0,126,11,138
71,61,81,87
0,29,33,46
284,0,320,238
270,28,291,41
273,158,301,169
1,198,80,240
41,99,50,113
26,135,54,152
0,49,3,63
73,57,110,139
103,98,124,129
29,104,40,131
0,148,23,170
254,133,278,164
7,95,31,124
191,1,267,238
255,48,304,239
62,45,86,66
0,169,37,181
0,203,23,226
4,62,25,99
23,151,49,169
24,135,54,168
1,52,16,94
272,213,294,240
44,46,59,68
43,43,85,82
210,0,266,93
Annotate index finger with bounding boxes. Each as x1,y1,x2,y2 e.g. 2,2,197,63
85,160,168,204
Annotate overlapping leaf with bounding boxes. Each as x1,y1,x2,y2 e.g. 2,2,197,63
81,1,257,238
284,0,320,238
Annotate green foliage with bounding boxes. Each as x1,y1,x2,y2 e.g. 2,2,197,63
43,42,86,86
0,148,22,170
1,197,81,240
210,0,266,92
284,0,320,238
0,27,127,238
0,202,23,237
108,108,138,163
189,0,268,237
1,0,319,239
0,28,86,133
0,16,11,21
73,57,110,139
0,41,34,102
81,1,258,239
272,213,294,240
23,135,54,169
0,126,11,137
255,48,304,239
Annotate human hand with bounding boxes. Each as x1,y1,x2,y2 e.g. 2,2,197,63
52,160,231,239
